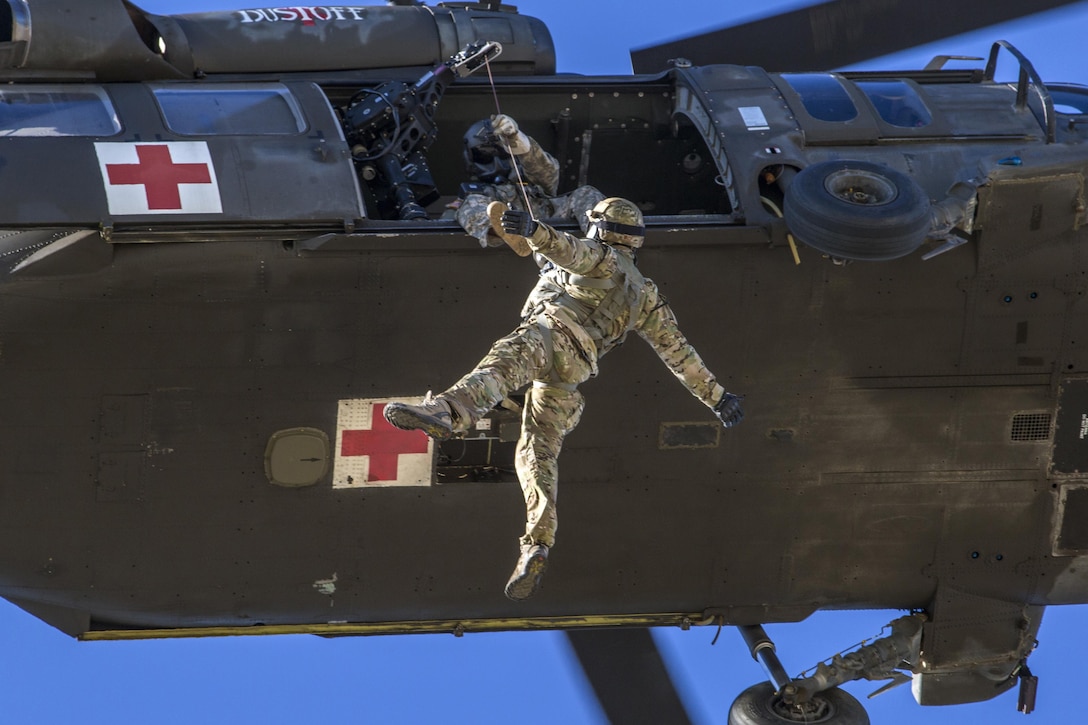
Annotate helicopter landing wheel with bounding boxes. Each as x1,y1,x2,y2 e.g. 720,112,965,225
783,159,931,261
728,682,870,725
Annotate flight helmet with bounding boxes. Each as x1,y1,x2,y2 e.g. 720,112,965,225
463,118,512,183
586,197,645,248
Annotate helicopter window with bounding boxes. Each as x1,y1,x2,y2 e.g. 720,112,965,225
0,86,120,137
153,84,306,136
780,73,857,122
1047,85,1088,115
856,80,932,128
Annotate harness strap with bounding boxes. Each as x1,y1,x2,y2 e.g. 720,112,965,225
533,379,578,393
535,318,568,387
580,251,646,350
536,318,554,364
549,268,615,289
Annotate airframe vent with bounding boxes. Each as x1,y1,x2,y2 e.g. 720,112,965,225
1010,412,1052,442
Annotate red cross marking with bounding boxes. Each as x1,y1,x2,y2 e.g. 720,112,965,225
341,403,429,482
105,145,213,210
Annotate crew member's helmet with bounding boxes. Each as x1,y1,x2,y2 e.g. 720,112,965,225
586,197,645,249
463,118,512,183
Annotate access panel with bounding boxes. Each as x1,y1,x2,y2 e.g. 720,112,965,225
1051,377,1088,475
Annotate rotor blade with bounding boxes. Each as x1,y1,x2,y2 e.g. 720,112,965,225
566,628,693,725
631,0,1086,73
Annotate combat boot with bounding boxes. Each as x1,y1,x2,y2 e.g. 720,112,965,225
504,543,549,600
384,393,457,440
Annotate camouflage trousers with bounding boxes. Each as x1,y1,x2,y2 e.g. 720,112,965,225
457,185,605,247
440,317,593,547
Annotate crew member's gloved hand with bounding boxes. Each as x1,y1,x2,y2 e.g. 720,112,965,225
492,114,531,155
501,209,538,239
714,392,744,428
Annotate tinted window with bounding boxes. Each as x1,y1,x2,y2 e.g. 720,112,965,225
0,86,120,137
1049,85,1088,115
154,84,305,135
781,74,857,122
857,80,932,128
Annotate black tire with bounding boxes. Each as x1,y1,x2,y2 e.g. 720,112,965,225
728,683,870,725
783,159,931,261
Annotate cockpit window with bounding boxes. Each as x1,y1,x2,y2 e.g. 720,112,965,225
0,86,120,137
153,84,306,135
856,80,932,128
1048,85,1088,115
780,73,858,122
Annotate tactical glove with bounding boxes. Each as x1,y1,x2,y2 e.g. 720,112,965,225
501,209,538,239
713,392,744,428
492,114,532,155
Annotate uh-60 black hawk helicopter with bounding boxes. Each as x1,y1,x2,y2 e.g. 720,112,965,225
3,0,1088,722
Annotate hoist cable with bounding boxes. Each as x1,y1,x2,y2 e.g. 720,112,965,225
484,56,536,217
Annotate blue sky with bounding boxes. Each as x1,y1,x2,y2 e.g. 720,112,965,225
3,1,1088,723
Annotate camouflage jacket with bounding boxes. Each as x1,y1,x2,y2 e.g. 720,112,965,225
521,222,726,409
509,136,560,195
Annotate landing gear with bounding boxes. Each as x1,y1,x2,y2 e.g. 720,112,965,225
728,682,868,725
730,616,926,725
783,159,931,261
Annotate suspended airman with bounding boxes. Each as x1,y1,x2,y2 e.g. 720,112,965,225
455,113,604,250
386,197,744,600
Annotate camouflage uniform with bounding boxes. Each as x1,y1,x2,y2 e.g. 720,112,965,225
456,136,605,247
437,222,727,548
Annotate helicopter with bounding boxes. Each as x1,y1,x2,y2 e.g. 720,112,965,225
3,1,1088,723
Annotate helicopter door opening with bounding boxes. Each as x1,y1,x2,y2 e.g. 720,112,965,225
421,79,737,224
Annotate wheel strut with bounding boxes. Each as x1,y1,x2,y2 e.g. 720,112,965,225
738,624,793,693
740,614,926,707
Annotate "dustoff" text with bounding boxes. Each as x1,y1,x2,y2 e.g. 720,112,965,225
237,7,368,23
